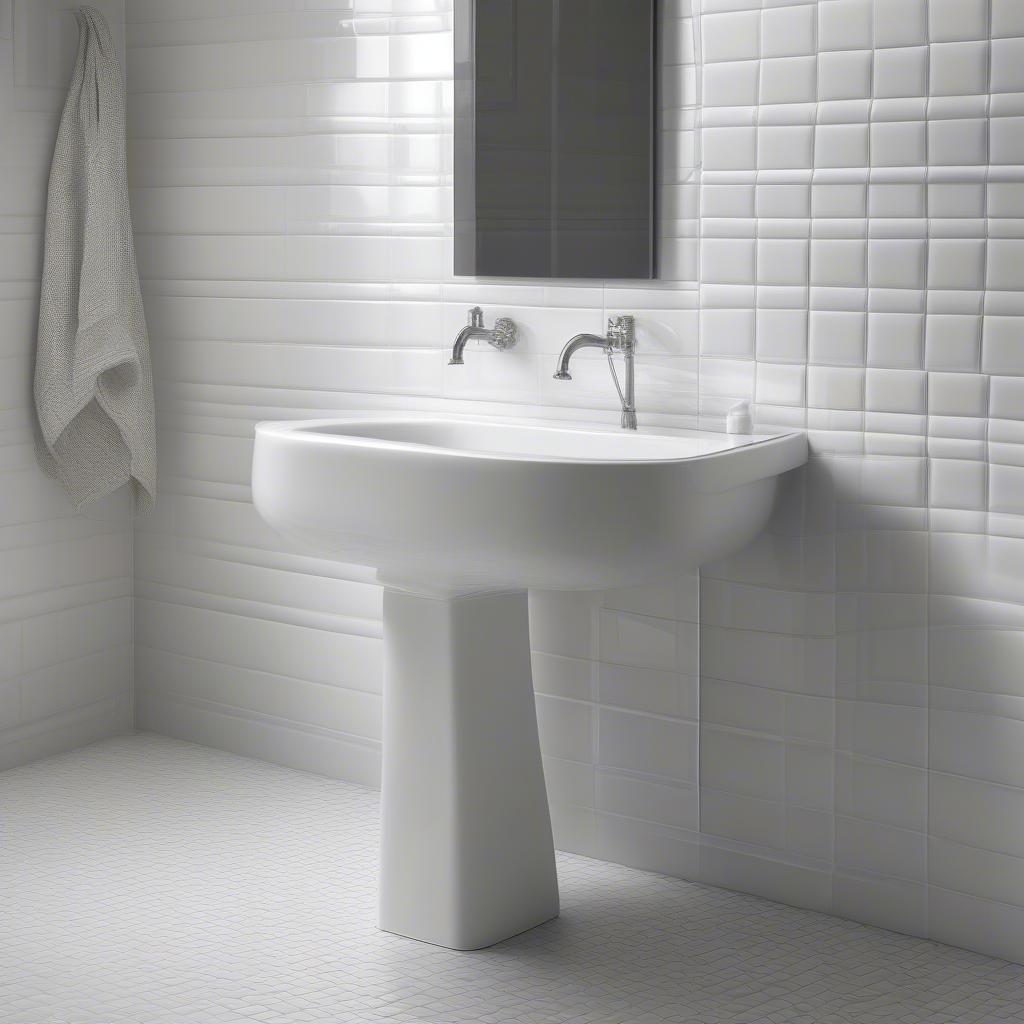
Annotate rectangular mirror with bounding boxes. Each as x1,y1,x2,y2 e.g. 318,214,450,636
454,0,655,280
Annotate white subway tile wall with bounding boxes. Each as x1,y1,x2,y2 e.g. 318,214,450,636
0,0,133,770
125,0,1024,964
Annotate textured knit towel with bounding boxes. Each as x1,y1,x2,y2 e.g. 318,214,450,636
34,5,155,514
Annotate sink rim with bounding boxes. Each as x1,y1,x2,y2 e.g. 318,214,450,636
255,413,806,468
252,411,810,594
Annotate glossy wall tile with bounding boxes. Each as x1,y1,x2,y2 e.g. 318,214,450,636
697,0,1024,963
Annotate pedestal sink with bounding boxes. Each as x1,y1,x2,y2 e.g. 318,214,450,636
252,414,807,949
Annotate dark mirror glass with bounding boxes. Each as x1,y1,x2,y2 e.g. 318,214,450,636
455,0,655,279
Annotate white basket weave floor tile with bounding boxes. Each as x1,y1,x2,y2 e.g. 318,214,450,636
2,734,1022,1024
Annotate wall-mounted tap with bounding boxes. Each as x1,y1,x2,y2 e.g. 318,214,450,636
449,306,518,365
553,315,637,430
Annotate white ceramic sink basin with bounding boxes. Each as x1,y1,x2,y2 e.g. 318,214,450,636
251,413,807,952
253,415,807,594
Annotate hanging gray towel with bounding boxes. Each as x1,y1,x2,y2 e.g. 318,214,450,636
34,5,155,514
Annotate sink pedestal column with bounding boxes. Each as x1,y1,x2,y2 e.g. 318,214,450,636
379,587,560,950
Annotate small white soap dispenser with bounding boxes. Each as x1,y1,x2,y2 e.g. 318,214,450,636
726,400,753,435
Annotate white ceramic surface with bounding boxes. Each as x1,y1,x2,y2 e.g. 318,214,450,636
252,413,806,948
379,588,559,949
252,414,807,596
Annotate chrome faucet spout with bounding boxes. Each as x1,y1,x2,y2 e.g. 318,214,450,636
553,334,609,380
553,316,638,430
449,325,491,365
449,306,518,365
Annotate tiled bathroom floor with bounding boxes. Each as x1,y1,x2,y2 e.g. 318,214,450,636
2,736,1023,1024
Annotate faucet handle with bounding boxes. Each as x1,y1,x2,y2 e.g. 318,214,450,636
468,306,484,328
607,314,636,350
490,317,517,350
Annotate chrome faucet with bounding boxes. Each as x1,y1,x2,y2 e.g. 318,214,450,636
449,306,518,365
554,315,637,430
